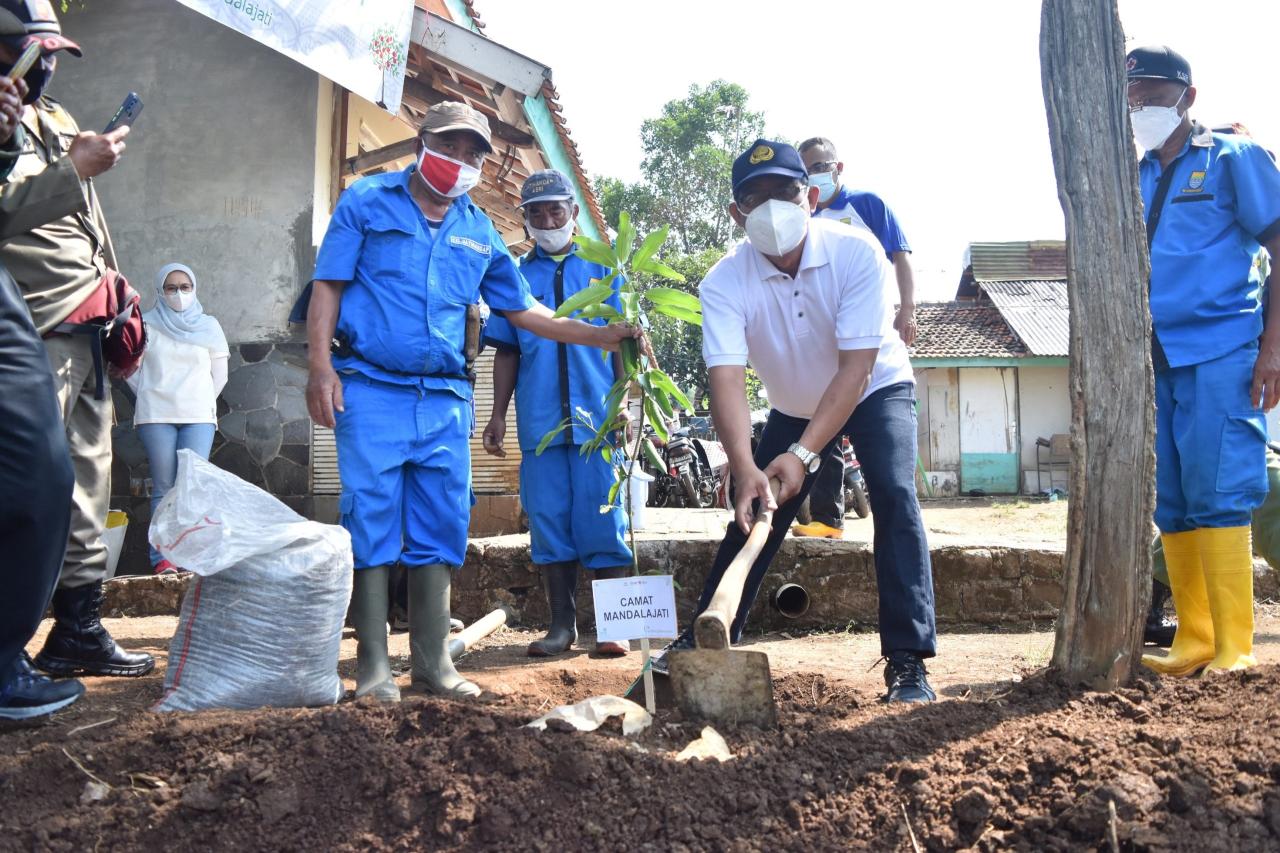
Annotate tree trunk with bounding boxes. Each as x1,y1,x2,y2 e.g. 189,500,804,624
1040,0,1156,688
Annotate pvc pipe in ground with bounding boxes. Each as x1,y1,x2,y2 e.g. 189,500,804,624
448,606,512,660
772,583,810,619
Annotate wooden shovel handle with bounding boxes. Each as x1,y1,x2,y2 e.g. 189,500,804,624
694,478,781,650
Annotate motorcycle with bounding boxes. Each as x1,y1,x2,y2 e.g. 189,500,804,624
641,423,727,509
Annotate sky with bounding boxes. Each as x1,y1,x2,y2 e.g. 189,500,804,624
476,0,1280,301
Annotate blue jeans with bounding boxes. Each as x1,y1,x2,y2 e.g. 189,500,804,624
694,382,937,656
137,422,215,566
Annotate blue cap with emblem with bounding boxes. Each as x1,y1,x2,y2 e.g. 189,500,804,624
731,138,808,193
519,169,575,207
1126,45,1191,86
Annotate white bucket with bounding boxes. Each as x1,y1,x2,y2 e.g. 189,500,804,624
625,466,655,531
103,510,128,580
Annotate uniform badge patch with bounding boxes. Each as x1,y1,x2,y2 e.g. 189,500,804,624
1186,170,1206,191
749,145,774,165
449,235,491,256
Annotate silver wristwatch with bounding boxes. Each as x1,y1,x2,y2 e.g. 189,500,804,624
787,442,822,473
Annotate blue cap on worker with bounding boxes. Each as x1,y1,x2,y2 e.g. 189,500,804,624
0,0,82,55
520,169,575,207
731,139,808,193
1126,45,1191,86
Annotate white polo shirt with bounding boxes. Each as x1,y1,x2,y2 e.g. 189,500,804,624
700,216,914,419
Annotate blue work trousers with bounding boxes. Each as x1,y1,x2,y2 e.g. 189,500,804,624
520,444,632,569
1155,343,1268,532
335,375,471,569
695,382,936,656
137,422,216,567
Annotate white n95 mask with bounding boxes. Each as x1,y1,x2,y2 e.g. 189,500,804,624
528,221,575,254
165,291,194,312
1130,91,1186,152
744,199,808,257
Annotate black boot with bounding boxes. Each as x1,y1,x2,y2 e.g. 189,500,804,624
1143,580,1177,647
34,583,155,678
528,562,578,657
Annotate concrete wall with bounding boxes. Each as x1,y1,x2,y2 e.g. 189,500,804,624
52,0,321,344
1018,366,1071,493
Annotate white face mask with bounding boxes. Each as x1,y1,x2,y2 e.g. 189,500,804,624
164,291,194,312
527,221,575,254
1130,90,1186,151
744,198,809,257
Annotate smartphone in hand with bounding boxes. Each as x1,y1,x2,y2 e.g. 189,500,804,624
104,92,143,134
7,41,41,81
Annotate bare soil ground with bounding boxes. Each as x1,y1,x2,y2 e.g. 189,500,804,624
3,609,1280,851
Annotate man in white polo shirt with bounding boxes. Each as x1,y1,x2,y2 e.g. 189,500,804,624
655,139,937,702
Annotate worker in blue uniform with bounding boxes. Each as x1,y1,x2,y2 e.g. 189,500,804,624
1126,47,1280,676
481,170,633,658
306,103,637,703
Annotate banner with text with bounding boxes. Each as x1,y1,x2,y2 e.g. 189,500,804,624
592,575,678,643
173,0,414,113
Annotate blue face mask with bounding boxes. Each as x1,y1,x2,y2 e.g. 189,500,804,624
808,170,837,203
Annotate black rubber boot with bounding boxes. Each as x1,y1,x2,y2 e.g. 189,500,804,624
528,562,578,657
590,566,632,657
1143,580,1177,647
33,583,155,678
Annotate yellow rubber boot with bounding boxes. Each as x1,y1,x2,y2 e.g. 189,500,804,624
1141,530,1215,676
1199,525,1257,675
791,521,844,539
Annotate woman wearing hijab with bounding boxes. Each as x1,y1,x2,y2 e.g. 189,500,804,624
130,263,229,574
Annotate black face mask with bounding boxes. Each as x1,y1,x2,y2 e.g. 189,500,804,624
21,55,53,105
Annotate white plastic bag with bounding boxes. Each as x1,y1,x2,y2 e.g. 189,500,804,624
150,450,352,712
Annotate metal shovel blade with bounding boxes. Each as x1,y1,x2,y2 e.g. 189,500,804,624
668,649,777,729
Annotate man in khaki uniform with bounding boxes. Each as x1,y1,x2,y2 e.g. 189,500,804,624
0,0,151,678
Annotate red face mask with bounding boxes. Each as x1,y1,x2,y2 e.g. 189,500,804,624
418,146,482,198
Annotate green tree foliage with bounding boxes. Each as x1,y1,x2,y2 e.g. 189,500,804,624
633,248,723,407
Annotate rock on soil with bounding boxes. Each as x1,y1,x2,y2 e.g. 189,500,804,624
2,668,1279,851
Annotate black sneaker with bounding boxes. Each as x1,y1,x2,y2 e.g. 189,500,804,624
649,629,696,677
0,654,85,721
882,651,936,703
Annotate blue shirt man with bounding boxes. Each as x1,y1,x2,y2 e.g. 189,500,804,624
1127,47,1280,679
794,136,917,539
306,105,635,701
482,169,633,658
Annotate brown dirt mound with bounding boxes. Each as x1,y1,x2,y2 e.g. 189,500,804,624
2,665,1279,851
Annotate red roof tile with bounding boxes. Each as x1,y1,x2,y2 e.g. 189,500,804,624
909,303,1029,360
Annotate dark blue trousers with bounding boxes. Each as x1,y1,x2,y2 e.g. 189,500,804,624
0,265,74,683
694,382,937,656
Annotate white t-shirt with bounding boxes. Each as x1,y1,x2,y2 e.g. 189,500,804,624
132,325,223,425
700,216,914,419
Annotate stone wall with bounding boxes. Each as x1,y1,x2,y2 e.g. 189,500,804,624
110,341,331,575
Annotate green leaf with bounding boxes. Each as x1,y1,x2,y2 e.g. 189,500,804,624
642,438,665,471
620,337,641,377
645,397,668,441
607,478,621,508
631,257,686,282
630,225,670,271
553,283,614,319
535,420,569,455
644,287,701,313
573,235,619,268
651,303,703,327
616,211,636,267
650,370,694,411
601,444,613,463
619,291,641,324
576,303,622,322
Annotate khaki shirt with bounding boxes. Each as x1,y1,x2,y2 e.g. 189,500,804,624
0,95,114,335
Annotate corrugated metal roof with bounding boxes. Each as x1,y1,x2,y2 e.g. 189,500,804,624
970,241,1067,282
982,280,1070,357
910,303,1029,359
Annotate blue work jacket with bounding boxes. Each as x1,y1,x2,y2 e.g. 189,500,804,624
1141,123,1280,368
484,245,621,451
313,165,534,399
